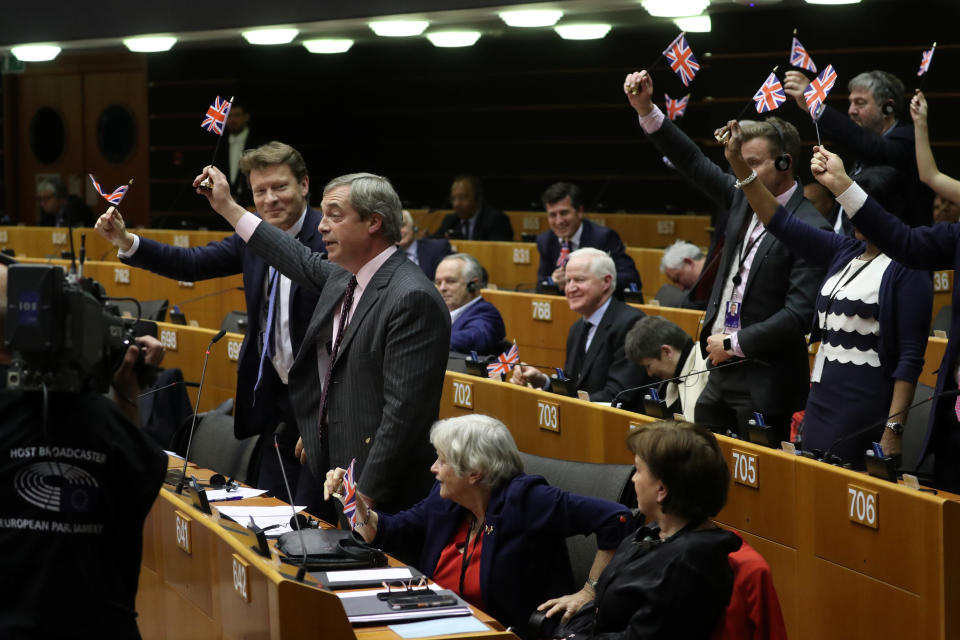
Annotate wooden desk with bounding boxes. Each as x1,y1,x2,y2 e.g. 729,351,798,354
438,371,960,640
139,475,514,640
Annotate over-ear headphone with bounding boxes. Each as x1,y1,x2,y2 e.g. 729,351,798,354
466,280,479,293
881,100,895,116
768,119,792,172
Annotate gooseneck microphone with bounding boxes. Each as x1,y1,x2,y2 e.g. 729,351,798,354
273,423,308,582
176,286,245,308
821,387,960,465
611,358,753,409
174,329,227,494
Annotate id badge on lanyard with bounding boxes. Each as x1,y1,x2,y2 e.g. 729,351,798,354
724,300,742,333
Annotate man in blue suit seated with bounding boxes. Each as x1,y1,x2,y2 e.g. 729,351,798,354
435,253,506,355
94,141,326,508
398,210,452,281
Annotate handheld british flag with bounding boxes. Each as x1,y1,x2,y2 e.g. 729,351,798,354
918,44,935,77
201,96,232,136
790,37,817,74
662,33,700,87
487,342,519,379
340,458,360,528
753,73,787,114
803,64,837,119
89,174,130,206
664,93,690,121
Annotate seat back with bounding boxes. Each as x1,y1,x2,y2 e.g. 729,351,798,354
932,305,951,337
221,310,248,334
183,408,258,485
114,298,169,322
652,283,687,308
902,383,935,480
518,452,635,585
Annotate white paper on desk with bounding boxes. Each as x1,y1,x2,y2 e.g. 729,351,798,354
325,567,414,583
336,584,442,599
214,505,306,536
205,487,268,501
389,616,488,639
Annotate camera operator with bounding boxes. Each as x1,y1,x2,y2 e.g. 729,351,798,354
0,262,167,639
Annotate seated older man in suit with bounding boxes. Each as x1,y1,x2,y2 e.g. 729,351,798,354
536,182,641,295
435,253,506,355
398,210,452,281
511,248,648,403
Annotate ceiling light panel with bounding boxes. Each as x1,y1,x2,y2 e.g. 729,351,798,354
673,15,711,32
499,9,564,27
427,31,482,48
369,20,429,37
11,44,61,61
302,38,354,54
554,24,612,40
242,28,299,45
641,0,710,18
123,35,177,52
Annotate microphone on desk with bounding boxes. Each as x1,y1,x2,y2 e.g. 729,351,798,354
610,358,754,409
821,387,960,468
273,422,309,582
173,329,227,495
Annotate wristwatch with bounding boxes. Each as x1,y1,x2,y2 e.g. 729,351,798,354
722,336,732,352
885,421,904,436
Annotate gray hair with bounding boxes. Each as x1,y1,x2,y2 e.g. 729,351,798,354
660,240,703,271
430,414,523,489
625,315,691,361
568,247,616,289
324,173,402,243
401,210,415,229
440,253,484,288
36,177,66,199
849,70,905,117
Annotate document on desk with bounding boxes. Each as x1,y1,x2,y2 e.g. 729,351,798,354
313,566,426,590
205,487,268,502
338,588,471,624
214,505,306,536
388,616,489,638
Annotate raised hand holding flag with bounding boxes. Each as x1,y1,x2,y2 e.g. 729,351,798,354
662,33,700,87
664,93,690,120
803,64,837,119
340,458,360,529
89,175,131,207
790,37,817,73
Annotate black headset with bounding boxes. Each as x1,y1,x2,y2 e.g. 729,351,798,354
768,119,792,172
466,280,479,293
881,100,895,116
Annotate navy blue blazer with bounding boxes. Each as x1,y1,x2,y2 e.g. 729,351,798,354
536,219,641,293
121,207,325,439
450,297,506,355
413,237,453,281
373,473,632,632
433,203,514,241
846,196,957,466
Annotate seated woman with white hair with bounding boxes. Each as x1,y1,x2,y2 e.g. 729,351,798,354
324,414,632,636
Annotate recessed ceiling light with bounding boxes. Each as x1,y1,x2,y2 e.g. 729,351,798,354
673,15,712,32
302,38,354,54
11,44,61,62
241,28,299,45
641,0,710,18
805,0,860,3
554,24,612,40
499,9,564,28
369,20,429,37
426,31,482,48
123,35,177,52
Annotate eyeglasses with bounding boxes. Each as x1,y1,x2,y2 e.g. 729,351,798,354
377,577,429,600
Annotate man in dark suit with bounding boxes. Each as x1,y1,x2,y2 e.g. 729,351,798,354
398,210,452,281
783,69,932,229
196,167,450,517
94,142,325,506
625,69,829,441
217,102,263,208
510,248,648,403
434,253,505,354
36,177,94,227
535,182,641,294
432,175,513,241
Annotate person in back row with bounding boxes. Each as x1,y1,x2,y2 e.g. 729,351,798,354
433,175,513,241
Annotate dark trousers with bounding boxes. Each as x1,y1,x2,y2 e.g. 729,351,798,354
695,366,790,444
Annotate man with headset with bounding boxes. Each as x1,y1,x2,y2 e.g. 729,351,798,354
434,253,505,354
783,69,932,229
623,69,829,441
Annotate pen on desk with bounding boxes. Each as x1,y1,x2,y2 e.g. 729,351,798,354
210,495,245,502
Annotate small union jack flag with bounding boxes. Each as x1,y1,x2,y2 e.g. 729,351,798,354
487,342,519,379
790,37,817,74
201,96,232,136
89,174,129,206
340,458,360,528
662,34,700,87
803,64,837,119
753,73,787,114
918,46,935,76
557,240,571,268
664,93,689,120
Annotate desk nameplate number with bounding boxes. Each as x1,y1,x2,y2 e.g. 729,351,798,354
114,267,130,284
232,554,250,602
934,270,952,293
452,380,474,410
731,449,759,489
174,510,192,555
531,300,552,322
51,231,67,246
159,329,178,351
512,247,531,265
173,234,190,248
227,340,242,362
537,399,560,433
847,484,878,529
0,230,8,243
522,216,540,231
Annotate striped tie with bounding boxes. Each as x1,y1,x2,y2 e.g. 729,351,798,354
319,276,359,432
557,240,570,268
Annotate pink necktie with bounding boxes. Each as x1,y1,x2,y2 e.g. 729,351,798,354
557,241,570,268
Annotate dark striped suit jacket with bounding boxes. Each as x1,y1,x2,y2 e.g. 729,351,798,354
247,223,451,512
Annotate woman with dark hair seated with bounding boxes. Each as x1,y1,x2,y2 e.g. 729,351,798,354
543,420,741,639
716,119,932,467
323,414,632,636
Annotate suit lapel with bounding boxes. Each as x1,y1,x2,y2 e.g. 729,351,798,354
579,299,617,382
298,268,349,364
334,252,403,362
